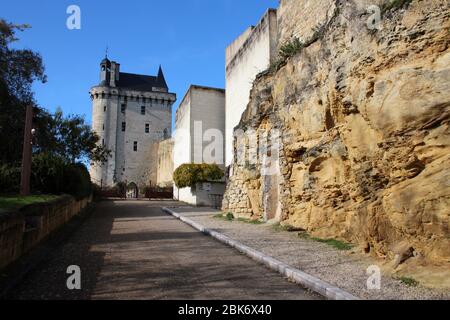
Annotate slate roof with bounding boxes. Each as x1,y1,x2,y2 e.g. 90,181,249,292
115,66,168,92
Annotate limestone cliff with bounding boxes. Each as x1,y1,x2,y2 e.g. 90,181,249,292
223,0,450,266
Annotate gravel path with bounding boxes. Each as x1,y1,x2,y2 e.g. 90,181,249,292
168,207,450,300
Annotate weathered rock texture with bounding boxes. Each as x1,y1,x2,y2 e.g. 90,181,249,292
223,0,450,265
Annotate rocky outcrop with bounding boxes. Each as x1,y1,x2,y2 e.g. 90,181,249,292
223,0,450,265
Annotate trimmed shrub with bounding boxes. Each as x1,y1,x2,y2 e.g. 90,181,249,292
173,163,224,189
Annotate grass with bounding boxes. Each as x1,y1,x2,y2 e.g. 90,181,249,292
267,38,303,75
311,238,353,251
279,37,304,60
0,194,62,211
213,212,235,222
213,213,264,225
272,223,304,233
398,276,419,287
237,217,265,225
272,223,291,232
297,231,353,251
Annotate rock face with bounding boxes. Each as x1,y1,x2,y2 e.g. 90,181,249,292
223,0,450,265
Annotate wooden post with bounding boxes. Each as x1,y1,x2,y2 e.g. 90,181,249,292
20,105,33,196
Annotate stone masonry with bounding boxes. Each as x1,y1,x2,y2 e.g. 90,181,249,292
90,57,176,193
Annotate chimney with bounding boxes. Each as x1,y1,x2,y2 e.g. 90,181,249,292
110,62,120,87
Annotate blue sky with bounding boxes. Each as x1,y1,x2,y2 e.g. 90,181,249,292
2,0,278,128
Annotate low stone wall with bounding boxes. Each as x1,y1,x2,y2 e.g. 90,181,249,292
0,195,92,270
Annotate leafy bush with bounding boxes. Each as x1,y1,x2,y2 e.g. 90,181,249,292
1,153,92,199
173,164,224,189
0,164,21,193
61,163,92,200
31,153,65,194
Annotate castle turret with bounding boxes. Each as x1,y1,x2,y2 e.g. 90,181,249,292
100,57,111,86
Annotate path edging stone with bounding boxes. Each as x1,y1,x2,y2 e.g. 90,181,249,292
162,207,361,301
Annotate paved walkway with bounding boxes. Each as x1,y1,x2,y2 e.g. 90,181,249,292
6,200,320,300
167,207,450,300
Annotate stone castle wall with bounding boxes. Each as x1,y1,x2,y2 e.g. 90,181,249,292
90,87,174,190
223,0,450,265
225,9,278,167
156,138,174,187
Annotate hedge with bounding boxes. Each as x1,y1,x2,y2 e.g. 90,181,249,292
173,163,224,189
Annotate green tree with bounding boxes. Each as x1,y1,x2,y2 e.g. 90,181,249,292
0,19,46,164
36,108,111,165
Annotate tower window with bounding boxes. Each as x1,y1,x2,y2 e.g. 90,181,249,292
141,106,146,115
102,139,105,146
121,104,126,113
122,122,126,132
102,124,105,131
104,106,107,112
145,124,150,133
133,141,138,152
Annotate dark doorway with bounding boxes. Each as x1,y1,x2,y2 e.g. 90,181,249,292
127,182,139,199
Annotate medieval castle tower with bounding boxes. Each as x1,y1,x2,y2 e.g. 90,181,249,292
89,57,176,193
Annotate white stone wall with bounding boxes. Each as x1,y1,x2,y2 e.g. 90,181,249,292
156,138,174,187
193,182,226,207
191,87,226,166
174,85,225,170
225,27,254,67
90,87,175,191
225,9,278,167
173,185,197,204
174,182,225,207
173,85,226,205
173,92,191,172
